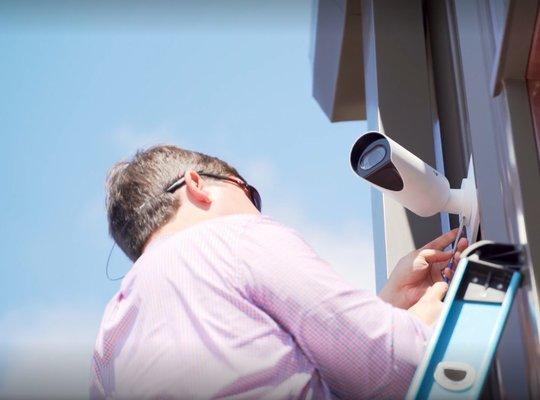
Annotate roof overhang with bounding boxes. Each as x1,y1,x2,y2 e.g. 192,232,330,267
311,0,365,122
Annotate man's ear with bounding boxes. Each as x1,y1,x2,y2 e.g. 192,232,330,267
184,170,212,205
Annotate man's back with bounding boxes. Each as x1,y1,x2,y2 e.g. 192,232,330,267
91,214,430,399
91,214,328,399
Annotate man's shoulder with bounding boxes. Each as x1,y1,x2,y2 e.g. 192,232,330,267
145,214,260,249
135,213,306,276
136,214,282,266
236,215,317,261
164,213,296,245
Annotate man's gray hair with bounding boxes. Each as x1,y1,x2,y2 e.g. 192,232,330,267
106,145,240,261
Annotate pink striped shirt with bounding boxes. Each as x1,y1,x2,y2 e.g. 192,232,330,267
91,214,431,399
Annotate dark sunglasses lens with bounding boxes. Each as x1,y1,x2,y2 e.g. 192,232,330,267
249,186,262,211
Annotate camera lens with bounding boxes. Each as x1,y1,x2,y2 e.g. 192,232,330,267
358,145,386,170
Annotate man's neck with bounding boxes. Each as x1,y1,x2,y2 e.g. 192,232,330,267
142,184,260,254
143,206,259,253
143,209,212,250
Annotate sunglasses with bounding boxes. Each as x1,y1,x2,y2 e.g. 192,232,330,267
165,172,262,212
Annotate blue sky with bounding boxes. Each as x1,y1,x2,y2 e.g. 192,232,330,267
0,1,371,397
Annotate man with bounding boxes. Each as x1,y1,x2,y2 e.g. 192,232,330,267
91,145,466,399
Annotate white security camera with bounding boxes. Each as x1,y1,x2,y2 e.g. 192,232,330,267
350,131,478,228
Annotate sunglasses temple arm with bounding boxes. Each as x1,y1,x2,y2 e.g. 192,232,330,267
165,178,186,193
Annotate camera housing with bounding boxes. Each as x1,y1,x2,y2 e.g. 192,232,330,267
350,132,478,236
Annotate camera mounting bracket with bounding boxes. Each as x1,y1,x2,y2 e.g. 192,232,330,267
442,156,480,242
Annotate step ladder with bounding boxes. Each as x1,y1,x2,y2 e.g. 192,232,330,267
406,241,524,400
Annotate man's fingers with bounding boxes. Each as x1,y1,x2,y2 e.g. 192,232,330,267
420,248,453,263
456,237,468,252
442,267,454,280
450,238,468,265
424,281,449,301
422,229,458,251
453,251,462,265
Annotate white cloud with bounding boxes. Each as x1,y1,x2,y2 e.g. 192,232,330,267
0,306,101,399
243,159,278,188
301,221,375,292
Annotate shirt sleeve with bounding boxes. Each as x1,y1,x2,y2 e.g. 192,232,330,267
237,217,432,399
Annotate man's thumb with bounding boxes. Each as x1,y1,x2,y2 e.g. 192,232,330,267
425,281,449,301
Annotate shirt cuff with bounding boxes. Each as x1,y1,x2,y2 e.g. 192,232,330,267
393,309,434,369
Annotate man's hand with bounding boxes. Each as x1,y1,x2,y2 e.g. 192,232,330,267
408,281,448,326
379,228,468,309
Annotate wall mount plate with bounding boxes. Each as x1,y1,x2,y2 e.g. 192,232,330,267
463,155,480,243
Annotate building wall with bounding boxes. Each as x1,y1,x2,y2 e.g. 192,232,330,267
426,0,540,396
312,0,540,396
